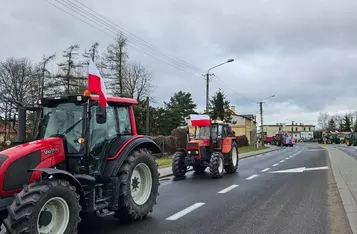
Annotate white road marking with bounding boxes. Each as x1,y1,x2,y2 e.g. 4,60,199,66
270,166,328,173
285,157,289,160
304,166,329,171
218,185,239,194
246,174,258,180
272,163,279,166
166,203,205,220
279,160,285,163
261,168,270,172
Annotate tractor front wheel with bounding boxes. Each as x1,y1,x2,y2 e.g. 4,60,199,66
224,142,239,173
4,179,81,234
209,152,225,178
115,148,159,222
172,151,187,178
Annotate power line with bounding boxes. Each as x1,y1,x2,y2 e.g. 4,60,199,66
44,0,259,106
210,75,256,103
71,0,203,73
45,0,202,77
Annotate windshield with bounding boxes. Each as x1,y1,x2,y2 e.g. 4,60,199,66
194,126,211,139
38,102,84,154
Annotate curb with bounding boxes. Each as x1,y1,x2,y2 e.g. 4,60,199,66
326,146,357,234
158,147,282,179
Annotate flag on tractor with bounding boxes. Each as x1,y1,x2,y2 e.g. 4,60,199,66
88,59,108,107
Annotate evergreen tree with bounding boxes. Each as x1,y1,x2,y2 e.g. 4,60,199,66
209,89,232,123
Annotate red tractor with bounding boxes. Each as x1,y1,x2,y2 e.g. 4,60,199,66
0,92,161,233
172,115,239,179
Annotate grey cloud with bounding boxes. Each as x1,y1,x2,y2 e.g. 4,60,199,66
2,0,357,124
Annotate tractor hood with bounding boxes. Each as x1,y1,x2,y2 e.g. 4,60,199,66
0,137,66,196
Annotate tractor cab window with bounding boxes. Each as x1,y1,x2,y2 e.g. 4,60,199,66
195,126,210,139
89,105,118,151
38,103,84,154
217,124,227,137
117,106,131,135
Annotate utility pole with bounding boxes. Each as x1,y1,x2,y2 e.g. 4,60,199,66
203,59,234,114
204,73,214,113
259,101,264,146
291,120,294,139
145,96,150,135
119,45,123,96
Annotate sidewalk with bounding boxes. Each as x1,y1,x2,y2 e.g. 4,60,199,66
158,145,280,178
326,145,357,233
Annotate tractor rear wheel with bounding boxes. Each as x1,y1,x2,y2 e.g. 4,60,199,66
209,152,225,178
114,148,159,223
3,179,81,234
224,142,239,173
172,151,187,178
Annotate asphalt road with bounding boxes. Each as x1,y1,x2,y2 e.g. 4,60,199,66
332,143,357,161
78,144,352,234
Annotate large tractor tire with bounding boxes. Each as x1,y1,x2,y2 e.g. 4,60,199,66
224,142,239,173
4,179,81,234
114,148,159,223
209,152,225,179
172,151,187,178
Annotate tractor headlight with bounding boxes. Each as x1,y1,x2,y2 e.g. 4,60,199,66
188,150,198,155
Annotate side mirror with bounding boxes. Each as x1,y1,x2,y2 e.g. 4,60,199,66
96,106,107,124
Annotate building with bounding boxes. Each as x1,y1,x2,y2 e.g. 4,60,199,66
262,123,316,140
185,106,257,144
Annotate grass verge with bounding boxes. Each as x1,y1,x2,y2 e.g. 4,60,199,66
156,156,172,169
239,145,269,153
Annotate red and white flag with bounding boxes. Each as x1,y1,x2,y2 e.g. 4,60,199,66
190,114,211,127
88,59,108,107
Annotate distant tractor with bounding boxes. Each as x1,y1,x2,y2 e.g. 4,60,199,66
172,115,239,179
0,92,161,233
345,132,357,146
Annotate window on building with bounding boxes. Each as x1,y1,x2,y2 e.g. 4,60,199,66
295,127,298,131
304,127,306,131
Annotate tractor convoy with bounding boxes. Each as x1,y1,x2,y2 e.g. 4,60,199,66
0,92,161,233
172,115,239,179
270,132,294,147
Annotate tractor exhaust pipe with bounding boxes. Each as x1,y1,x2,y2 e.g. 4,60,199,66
17,107,26,142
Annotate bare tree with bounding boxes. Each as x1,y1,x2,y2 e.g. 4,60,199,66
124,62,154,101
0,57,34,140
317,112,329,130
103,33,128,96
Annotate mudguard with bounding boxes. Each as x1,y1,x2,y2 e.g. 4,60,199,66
104,137,161,177
28,168,86,208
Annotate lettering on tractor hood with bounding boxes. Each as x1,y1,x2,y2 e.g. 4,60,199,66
43,148,59,155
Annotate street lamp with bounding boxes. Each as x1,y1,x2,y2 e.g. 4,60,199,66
259,94,275,146
204,58,235,113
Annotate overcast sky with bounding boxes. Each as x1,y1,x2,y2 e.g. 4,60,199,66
2,0,357,127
